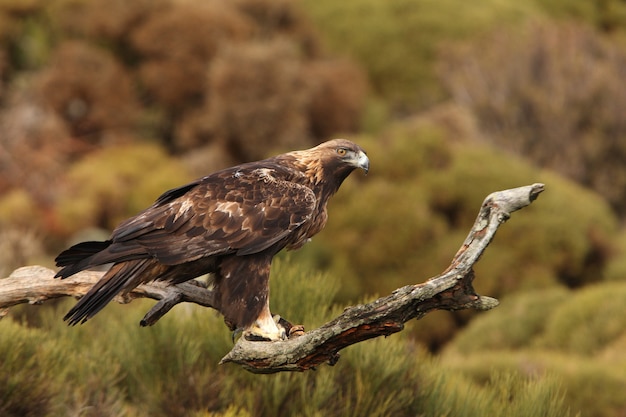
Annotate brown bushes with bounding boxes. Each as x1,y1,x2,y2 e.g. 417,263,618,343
305,59,368,140
202,40,310,160
131,2,253,111
36,41,140,144
439,21,626,215
0,0,369,232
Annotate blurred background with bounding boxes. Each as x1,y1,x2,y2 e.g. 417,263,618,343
1,0,626,416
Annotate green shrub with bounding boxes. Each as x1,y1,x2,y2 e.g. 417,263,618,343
301,0,539,109
538,282,626,355
0,320,57,417
55,143,191,235
532,0,626,32
603,227,626,282
1,257,572,417
445,287,570,354
307,121,617,301
419,367,570,417
444,351,626,417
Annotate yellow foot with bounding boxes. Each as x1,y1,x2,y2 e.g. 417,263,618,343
242,314,287,342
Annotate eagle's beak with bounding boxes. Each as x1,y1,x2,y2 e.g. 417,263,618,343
356,151,369,175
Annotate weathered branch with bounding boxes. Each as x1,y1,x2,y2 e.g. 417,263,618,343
0,183,544,373
0,267,215,325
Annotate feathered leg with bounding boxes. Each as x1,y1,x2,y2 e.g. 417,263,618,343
216,254,286,341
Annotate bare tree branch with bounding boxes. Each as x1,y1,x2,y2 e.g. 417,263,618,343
0,267,216,325
0,183,545,373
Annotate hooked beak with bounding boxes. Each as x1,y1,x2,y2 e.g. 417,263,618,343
356,150,369,175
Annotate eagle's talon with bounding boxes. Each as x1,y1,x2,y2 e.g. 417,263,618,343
231,327,243,343
274,315,304,338
243,332,274,342
288,324,305,338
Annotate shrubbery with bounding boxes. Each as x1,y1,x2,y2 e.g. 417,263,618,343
2,0,626,415
439,20,626,215
1,259,572,417
307,120,618,300
0,0,368,210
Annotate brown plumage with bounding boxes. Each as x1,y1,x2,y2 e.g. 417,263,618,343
55,139,369,340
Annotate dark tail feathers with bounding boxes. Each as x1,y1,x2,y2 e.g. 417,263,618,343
55,241,112,278
64,260,150,325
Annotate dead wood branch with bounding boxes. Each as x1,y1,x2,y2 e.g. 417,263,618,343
0,183,544,373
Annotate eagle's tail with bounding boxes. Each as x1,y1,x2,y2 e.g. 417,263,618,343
55,241,112,278
55,240,146,279
63,260,151,325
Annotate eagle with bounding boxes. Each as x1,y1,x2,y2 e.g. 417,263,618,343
55,139,369,341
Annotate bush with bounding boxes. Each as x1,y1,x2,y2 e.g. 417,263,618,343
233,0,322,57
603,227,626,282
36,40,140,143
444,350,626,417
301,0,539,110
0,95,71,205
0,257,572,417
306,119,617,300
131,1,252,112
294,119,618,348
439,21,626,216
0,320,57,417
538,282,626,355
202,39,311,160
532,0,626,32
445,288,570,354
304,58,368,140
54,143,191,235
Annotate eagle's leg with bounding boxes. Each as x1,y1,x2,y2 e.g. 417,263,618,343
242,303,287,341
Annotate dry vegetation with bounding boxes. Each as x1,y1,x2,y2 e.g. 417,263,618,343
439,21,626,215
1,0,626,415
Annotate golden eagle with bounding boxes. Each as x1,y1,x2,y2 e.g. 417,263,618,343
55,139,369,341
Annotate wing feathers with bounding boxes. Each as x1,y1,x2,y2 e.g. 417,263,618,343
112,167,317,266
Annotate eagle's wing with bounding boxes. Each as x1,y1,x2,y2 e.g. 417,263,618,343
109,165,316,265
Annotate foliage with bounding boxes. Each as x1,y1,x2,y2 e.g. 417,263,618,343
2,0,626,413
35,40,140,142
439,20,626,215
603,227,626,282
292,119,618,348
301,0,538,110
130,1,252,112
0,0,368,203
306,120,618,300
445,287,570,354
444,350,626,417
445,282,626,417
538,282,626,355
54,143,191,235
532,0,626,32
0,258,571,417
419,367,570,417
200,39,310,160
0,319,57,417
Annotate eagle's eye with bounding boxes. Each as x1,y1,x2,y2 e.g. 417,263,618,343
336,148,347,156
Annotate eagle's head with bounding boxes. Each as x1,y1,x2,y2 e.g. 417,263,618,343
281,139,369,190
316,139,370,175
